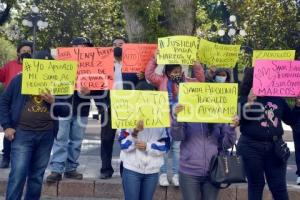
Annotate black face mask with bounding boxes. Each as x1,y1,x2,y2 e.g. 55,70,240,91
114,47,122,58
170,75,183,85
20,53,32,60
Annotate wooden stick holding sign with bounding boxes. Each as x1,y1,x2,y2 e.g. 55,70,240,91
177,82,238,123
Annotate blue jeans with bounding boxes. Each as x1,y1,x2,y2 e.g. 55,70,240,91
6,128,54,200
122,168,158,200
160,140,179,174
50,116,88,173
237,135,289,200
179,172,219,200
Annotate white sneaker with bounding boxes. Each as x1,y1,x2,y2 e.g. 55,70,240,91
296,176,300,185
159,173,170,186
172,174,179,187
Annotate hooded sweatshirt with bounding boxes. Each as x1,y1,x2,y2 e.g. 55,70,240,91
171,121,236,176
119,128,170,174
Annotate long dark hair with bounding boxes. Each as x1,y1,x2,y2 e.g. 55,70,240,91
164,64,182,77
214,68,232,83
239,67,253,96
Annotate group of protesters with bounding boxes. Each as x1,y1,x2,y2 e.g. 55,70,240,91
0,36,300,200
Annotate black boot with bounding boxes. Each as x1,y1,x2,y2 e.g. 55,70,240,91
100,172,113,179
64,170,83,180
46,172,62,183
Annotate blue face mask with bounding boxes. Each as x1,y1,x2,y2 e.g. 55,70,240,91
215,76,227,83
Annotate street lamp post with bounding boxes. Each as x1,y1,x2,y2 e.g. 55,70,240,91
22,5,48,56
0,2,11,25
217,13,247,84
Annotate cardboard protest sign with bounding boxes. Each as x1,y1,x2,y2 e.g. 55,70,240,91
157,36,198,65
57,47,114,90
177,83,238,123
21,59,77,95
253,60,300,97
110,90,170,128
122,44,157,73
252,50,295,66
198,39,240,68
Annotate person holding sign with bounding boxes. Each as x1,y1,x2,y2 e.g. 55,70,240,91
98,37,145,179
119,82,170,200
0,40,33,169
47,37,94,183
237,69,300,200
112,36,145,89
145,52,205,187
292,51,300,185
292,52,300,185
0,51,68,200
171,104,237,200
206,67,231,83
292,101,300,185
145,52,205,91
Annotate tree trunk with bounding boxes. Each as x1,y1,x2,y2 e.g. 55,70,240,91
122,0,150,42
161,0,196,35
0,6,11,25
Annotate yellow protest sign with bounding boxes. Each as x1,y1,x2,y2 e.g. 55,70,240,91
198,39,240,68
252,50,295,66
157,35,198,65
110,90,170,128
22,59,77,95
178,83,238,123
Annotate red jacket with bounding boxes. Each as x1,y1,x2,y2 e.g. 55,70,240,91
0,59,22,87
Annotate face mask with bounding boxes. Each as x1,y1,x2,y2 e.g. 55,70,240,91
114,47,122,58
215,75,227,83
170,75,182,84
20,53,32,60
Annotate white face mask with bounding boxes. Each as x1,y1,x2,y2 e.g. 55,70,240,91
215,76,227,83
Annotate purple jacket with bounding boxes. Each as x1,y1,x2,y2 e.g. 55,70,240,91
171,121,236,177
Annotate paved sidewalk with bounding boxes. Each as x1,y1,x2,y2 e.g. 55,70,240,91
1,119,300,199
0,198,116,200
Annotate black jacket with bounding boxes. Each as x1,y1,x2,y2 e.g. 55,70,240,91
239,96,300,141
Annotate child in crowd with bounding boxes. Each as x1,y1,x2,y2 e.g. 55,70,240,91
119,81,170,200
145,53,205,186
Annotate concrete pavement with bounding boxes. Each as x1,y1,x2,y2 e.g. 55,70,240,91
1,119,300,199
